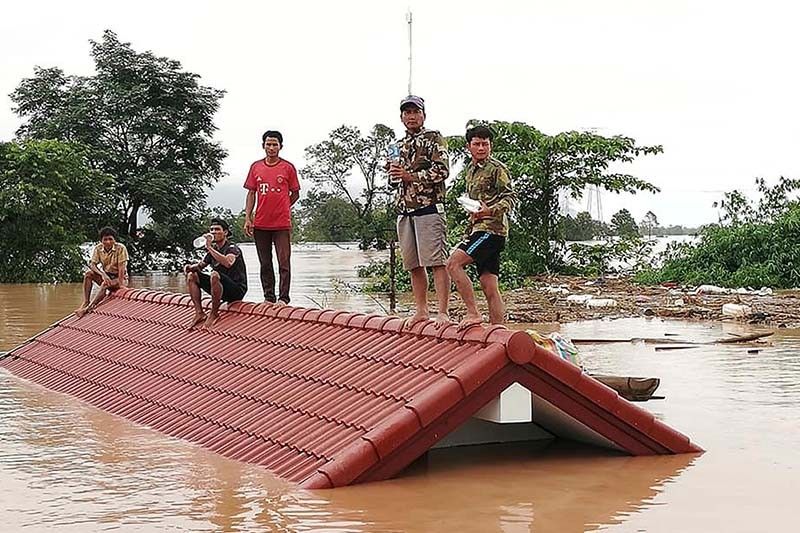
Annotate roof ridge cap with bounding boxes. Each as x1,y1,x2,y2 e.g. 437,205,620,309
108,289,537,364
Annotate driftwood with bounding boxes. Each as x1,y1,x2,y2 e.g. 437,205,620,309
654,345,699,351
573,337,693,345
713,332,774,344
592,375,662,402
573,331,773,346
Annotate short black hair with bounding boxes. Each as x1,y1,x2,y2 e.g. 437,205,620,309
262,130,283,146
209,217,231,236
99,226,117,239
466,125,493,143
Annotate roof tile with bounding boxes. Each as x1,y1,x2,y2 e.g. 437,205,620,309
1,288,701,487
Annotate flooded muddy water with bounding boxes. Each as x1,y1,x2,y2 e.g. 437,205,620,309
1,245,798,531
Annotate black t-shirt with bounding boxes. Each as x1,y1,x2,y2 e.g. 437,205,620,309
203,241,247,288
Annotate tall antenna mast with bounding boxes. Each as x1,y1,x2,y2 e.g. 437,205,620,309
406,9,413,94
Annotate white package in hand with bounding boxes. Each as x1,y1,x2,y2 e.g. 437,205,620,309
193,236,208,249
457,195,482,213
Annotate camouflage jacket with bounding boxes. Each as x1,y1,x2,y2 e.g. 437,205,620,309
392,127,449,213
465,156,516,237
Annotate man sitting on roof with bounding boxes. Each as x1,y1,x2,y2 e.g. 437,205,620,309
75,226,129,318
184,218,248,328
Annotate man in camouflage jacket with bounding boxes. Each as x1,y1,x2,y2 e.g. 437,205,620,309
388,95,451,328
446,125,516,329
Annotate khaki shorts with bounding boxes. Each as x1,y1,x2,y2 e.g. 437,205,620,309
397,212,447,270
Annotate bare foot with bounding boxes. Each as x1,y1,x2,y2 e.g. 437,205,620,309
203,312,219,328
404,314,429,331
276,300,288,307
457,315,483,331
189,312,206,328
74,306,87,318
434,314,452,329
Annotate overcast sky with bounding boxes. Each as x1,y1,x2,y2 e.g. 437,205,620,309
2,0,799,226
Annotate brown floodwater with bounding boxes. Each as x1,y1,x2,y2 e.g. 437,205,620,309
2,244,798,532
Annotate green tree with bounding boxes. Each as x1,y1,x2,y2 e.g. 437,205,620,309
302,124,396,248
713,189,755,225
637,177,800,288
10,30,227,245
611,208,640,238
568,237,654,277
656,224,699,236
562,211,600,241
448,120,661,272
0,140,114,282
713,176,800,225
640,210,659,237
298,190,361,242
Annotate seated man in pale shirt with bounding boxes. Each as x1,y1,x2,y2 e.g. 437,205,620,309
75,226,129,317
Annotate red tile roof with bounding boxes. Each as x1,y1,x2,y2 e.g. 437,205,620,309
0,288,701,488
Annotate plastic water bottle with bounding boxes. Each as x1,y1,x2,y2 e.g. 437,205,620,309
387,142,400,162
387,143,401,184
193,234,210,249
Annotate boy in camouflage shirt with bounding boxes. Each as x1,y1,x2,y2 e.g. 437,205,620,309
446,125,516,329
388,95,451,328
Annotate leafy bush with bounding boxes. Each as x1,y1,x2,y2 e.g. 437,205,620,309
635,180,800,289
498,257,527,290
357,255,410,293
357,252,528,293
567,236,654,277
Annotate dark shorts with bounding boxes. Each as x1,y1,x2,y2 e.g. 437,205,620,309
458,231,506,276
198,271,247,303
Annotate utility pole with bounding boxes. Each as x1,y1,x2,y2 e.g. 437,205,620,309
389,240,397,313
388,9,413,315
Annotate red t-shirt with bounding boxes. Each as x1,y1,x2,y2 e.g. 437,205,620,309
243,158,300,230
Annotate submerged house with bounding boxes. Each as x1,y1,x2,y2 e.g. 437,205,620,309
0,288,701,488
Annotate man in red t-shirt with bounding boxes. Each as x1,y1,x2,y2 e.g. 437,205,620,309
243,130,301,304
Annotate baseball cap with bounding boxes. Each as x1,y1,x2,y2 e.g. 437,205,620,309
400,95,425,111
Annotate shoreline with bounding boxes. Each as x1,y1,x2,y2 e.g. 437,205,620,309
414,275,800,329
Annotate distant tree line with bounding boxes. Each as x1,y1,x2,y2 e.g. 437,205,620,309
559,209,698,242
